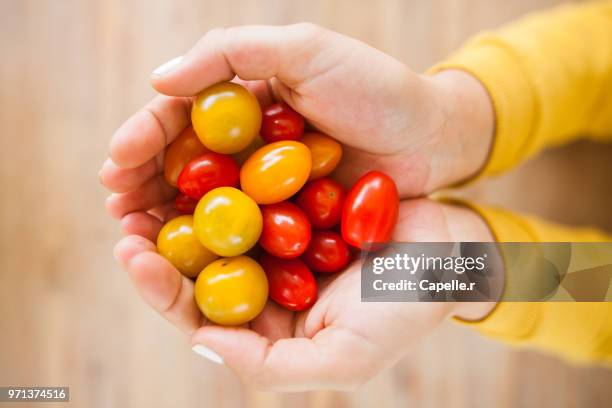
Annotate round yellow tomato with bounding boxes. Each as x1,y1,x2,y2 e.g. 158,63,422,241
240,141,312,204
156,215,218,278
191,82,262,154
194,187,262,256
194,256,268,325
301,132,342,180
164,126,209,186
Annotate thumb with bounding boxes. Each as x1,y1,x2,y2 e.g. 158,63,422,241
190,325,377,391
150,23,330,96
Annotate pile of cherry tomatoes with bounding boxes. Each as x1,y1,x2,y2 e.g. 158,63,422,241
156,81,399,326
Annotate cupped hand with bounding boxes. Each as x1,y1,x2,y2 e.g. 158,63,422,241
112,198,494,391
102,23,494,218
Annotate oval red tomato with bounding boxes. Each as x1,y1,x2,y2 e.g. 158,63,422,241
302,230,350,273
175,193,198,214
260,102,305,143
177,152,239,200
296,178,345,229
260,254,317,311
259,201,311,259
341,171,399,248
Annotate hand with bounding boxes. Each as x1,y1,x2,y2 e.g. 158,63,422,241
112,198,495,391
102,23,494,215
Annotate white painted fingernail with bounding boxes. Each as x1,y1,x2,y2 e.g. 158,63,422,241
152,56,183,77
192,344,224,365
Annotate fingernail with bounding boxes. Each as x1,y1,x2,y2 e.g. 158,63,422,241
152,56,183,77
192,344,224,365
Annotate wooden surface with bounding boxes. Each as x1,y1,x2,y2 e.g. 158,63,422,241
1,0,611,407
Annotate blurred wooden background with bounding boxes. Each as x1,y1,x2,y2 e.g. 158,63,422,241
1,0,611,407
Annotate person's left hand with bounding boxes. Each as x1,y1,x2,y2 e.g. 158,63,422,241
112,198,494,391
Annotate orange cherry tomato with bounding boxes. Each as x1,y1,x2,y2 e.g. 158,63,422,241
194,256,268,326
164,126,208,186
156,215,218,278
301,132,342,180
240,141,312,204
191,82,262,154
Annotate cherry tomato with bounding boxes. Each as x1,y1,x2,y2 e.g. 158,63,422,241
174,193,198,214
295,178,346,229
301,132,342,180
260,102,305,143
302,230,350,273
232,135,264,165
177,152,239,200
341,171,399,248
195,256,268,325
260,254,317,311
156,215,218,278
194,187,262,256
191,82,262,154
259,201,311,259
164,126,208,186
240,141,312,204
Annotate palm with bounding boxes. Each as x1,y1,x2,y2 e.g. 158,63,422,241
245,76,443,197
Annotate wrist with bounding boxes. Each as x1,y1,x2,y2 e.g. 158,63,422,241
441,203,498,321
425,70,494,188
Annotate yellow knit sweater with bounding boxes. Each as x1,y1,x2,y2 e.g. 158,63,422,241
434,1,612,364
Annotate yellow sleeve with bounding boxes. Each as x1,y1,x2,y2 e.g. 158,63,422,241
460,203,612,365
430,1,612,176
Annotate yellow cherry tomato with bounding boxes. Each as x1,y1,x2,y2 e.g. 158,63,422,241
156,215,218,278
232,134,264,165
164,126,208,186
191,82,262,154
194,256,268,325
301,132,343,180
194,187,262,256
240,141,312,204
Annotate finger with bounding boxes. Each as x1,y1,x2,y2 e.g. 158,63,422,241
120,212,163,241
110,94,192,168
99,158,159,193
105,175,176,219
114,235,202,334
190,325,376,391
150,23,330,96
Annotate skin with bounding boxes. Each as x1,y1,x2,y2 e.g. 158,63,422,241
101,23,497,391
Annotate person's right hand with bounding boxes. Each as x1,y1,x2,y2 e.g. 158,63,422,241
105,23,494,205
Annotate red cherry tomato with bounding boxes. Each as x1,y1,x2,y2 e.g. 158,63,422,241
259,201,311,259
302,230,350,273
175,193,198,214
260,102,305,143
295,178,345,229
177,152,239,200
260,254,317,311
341,171,399,248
